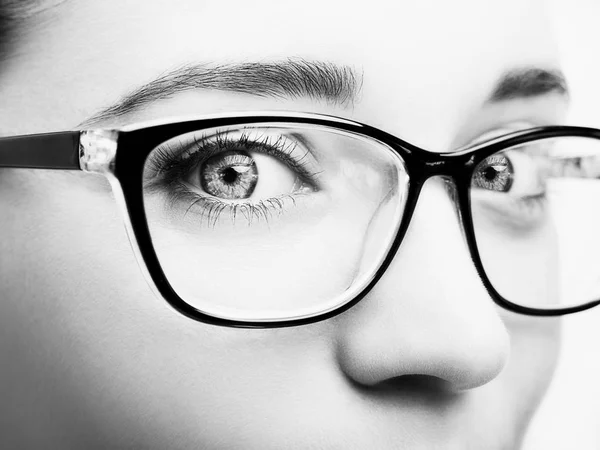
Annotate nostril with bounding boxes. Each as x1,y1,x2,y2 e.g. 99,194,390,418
378,375,457,396
347,374,464,408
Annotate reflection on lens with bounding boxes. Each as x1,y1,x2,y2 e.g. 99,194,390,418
142,123,408,321
470,136,600,310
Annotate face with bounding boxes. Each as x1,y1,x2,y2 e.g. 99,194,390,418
0,1,566,449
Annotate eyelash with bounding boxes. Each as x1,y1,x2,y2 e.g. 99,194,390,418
149,130,319,180
164,183,302,228
146,130,320,226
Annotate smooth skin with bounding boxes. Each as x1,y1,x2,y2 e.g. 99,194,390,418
0,0,566,448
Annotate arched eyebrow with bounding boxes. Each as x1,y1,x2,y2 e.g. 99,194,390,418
487,67,569,103
80,59,363,126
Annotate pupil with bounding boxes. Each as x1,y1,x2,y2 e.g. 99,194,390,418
484,167,497,181
221,167,239,184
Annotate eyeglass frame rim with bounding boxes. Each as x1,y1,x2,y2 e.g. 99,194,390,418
1,111,600,328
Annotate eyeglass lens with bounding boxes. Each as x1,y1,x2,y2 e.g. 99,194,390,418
471,136,600,310
142,124,408,321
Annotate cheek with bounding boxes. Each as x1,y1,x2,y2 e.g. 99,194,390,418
0,171,211,443
149,200,377,316
0,170,341,446
506,314,562,400
0,170,145,317
454,314,561,447
495,314,561,437
472,208,560,308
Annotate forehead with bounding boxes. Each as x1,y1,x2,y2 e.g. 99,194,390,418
2,0,560,147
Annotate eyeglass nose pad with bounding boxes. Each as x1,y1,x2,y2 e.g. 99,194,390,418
343,174,465,295
343,184,405,290
343,173,462,284
438,174,470,245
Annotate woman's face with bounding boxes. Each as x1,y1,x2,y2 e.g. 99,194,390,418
0,0,566,448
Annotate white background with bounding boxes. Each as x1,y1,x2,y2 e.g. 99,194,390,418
524,2,600,449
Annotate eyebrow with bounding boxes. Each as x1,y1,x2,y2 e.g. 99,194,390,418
81,62,566,127
488,67,569,103
81,59,363,126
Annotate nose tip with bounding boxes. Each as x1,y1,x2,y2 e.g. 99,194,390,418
428,316,510,391
335,297,510,392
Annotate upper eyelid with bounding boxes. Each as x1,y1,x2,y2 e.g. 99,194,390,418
150,129,322,187
452,123,540,154
466,123,538,148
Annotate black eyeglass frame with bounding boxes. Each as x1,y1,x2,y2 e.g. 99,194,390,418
2,111,600,328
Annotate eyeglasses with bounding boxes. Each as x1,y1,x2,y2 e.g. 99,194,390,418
2,112,600,327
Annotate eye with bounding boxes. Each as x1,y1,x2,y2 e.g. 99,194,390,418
185,144,313,202
472,147,550,198
472,154,514,192
470,145,552,230
143,127,322,227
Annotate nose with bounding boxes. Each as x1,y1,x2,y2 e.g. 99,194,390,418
334,177,510,392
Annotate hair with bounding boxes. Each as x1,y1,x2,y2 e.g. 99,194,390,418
0,1,14,46
0,0,67,59
0,1,31,58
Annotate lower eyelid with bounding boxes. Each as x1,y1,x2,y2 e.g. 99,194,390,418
472,191,547,228
157,181,322,228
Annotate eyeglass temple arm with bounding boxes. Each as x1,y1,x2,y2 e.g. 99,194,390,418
0,131,81,170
